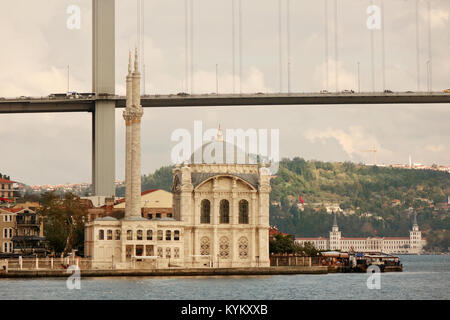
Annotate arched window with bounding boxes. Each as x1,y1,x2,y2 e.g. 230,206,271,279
166,247,171,258
107,229,113,240
127,230,133,240
147,230,153,240
239,200,249,224
166,230,172,241
220,199,230,224
137,230,143,240
157,230,163,241
99,229,104,240
200,199,211,224
200,237,210,256
174,230,180,241
115,229,121,240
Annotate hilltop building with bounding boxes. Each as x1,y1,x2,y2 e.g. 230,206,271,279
295,213,426,254
0,176,16,201
84,50,271,269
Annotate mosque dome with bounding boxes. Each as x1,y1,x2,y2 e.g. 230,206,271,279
189,126,258,165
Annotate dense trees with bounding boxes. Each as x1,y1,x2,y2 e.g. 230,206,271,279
38,192,87,256
270,158,450,252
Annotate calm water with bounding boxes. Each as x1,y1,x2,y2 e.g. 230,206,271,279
0,255,449,300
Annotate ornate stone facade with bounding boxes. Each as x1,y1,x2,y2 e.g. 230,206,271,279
84,49,271,269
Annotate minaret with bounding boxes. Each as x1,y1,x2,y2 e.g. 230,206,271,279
123,48,144,218
124,51,133,216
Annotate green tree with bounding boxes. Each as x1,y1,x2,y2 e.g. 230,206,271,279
38,192,87,256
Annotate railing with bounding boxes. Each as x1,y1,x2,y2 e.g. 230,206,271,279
1,257,92,270
269,254,321,267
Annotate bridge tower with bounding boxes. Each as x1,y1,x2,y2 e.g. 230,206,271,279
92,0,115,196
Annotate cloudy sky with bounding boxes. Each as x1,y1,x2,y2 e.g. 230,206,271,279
0,0,449,186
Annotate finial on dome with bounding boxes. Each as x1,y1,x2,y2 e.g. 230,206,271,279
216,124,223,142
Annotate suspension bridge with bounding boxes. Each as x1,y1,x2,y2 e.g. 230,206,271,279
0,0,448,197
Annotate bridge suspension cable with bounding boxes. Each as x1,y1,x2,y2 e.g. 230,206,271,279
287,0,291,93
334,0,339,92
278,0,283,93
324,0,329,92
381,0,386,91
427,0,432,93
370,0,375,92
232,0,236,94
239,0,243,94
415,0,420,91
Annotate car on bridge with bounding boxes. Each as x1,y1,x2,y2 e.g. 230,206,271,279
384,89,394,93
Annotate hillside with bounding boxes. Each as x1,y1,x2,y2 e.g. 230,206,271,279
118,158,450,252
270,158,450,252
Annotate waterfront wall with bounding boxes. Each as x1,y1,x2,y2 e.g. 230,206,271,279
0,266,327,278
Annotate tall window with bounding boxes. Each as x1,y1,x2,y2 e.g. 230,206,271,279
174,230,180,241
219,237,230,259
220,200,230,224
127,230,133,240
147,230,153,240
157,230,163,241
166,230,172,241
115,229,121,240
239,200,249,224
200,237,210,256
99,230,104,240
200,199,211,224
107,229,112,240
238,237,249,259
137,230,143,240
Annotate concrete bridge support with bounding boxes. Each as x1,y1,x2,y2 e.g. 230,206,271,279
92,0,115,196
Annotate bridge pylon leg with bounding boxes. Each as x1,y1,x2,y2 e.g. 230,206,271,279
92,0,115,196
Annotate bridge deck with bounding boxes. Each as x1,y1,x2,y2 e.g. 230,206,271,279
1,92,449,113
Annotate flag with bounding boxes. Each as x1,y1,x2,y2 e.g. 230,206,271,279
298,194,304,205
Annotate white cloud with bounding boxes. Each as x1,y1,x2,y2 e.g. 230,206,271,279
425,144,444,152
313,59,357,92
304,126,394,164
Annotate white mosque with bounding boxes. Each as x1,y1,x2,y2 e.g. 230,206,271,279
84,50,271,269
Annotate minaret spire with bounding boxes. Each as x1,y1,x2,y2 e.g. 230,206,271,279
134,47,140,73
333,212,338,227
128,50,132,75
